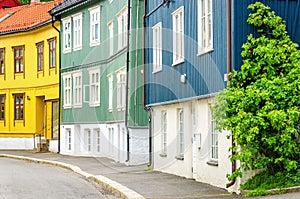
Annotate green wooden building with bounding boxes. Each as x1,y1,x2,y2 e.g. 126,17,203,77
49,0,148,164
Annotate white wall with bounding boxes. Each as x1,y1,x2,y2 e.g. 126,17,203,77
49,140,58,152
0,137,35,150
152,97,235,190
59,123,149,165
129,128,149,165
152,102,193,179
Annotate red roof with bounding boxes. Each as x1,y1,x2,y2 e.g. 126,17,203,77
0,0,21,9
0,0,63,34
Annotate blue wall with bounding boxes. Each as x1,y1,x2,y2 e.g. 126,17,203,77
232,0,300,71
145,0,228,105
145,0,300,106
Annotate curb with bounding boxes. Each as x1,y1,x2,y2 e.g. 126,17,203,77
241,186,300,196
0,154,145,199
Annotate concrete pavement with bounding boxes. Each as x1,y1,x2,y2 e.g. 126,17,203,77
0,150,297,199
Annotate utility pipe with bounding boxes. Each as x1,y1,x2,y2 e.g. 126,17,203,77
143,0,152,167
125,0,131,162
226,0,236,189
51,16,61,154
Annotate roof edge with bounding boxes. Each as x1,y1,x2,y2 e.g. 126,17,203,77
49,0,94,17
0,19,52,36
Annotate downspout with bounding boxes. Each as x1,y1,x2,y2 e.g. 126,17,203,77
226,0,236,189
51,16,61,154
143,0,152,166
125,0,131,162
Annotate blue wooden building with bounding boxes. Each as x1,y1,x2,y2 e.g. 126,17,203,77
144,0,300,191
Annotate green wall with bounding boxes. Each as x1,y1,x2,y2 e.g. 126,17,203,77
60,0,148,127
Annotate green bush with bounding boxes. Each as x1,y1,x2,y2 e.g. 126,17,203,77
241,170,300,191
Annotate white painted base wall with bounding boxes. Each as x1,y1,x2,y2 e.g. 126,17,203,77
49,140,58,153
60,123,149,165
152,97,240,192
0,137,35,150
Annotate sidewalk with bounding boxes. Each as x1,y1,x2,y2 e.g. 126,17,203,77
0,150,239,199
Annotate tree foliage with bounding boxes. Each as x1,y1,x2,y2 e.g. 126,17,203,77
19,0,53,5
214,2,300,180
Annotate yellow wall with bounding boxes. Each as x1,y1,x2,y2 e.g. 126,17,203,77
0,23,60,139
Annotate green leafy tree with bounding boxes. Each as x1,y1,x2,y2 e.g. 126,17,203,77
214,2,300,180
19,0,53,5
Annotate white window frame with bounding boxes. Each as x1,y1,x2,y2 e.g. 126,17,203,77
63,74,72,108
66,128,72,151
73,13,82,51
107,74,113,112
152,22,162,73
62,17,72,53
210,108,218,160
73,71,82,108
95,129,101,152
117,7,128,50
115,67,126,110
89,68,100,107
85,129,91,152
172,6,184,66
178,108,184,157
108,21,114,56
198,0,213,55
89,6,100,46
108,127,114,154
161,110,167,155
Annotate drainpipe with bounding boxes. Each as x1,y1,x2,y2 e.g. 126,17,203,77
144,107,152,166
51,16,61,154
226,0,236,189
143,0,152,166
125,0,131,162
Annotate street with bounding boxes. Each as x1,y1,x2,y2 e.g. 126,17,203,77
0,158,119,199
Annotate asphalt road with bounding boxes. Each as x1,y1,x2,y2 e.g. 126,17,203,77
0,158,119,199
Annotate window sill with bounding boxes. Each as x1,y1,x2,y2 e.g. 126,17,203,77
73,46,82,51
160,153,167,157
89,103,100,107
152,69,162,74
207,160,218,166
90,41,100,47
73,104,82,108
63,105,72,109
175,155,184,160
197,48,214,57
117,107,125,111
63,49,71,54
14,120,24,122
172,60,184,67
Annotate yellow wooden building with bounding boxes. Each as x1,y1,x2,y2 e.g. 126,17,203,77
0,1,60,151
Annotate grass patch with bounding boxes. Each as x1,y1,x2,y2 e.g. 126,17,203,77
143,165,152,171
244,188,270,197
241,169,300,196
